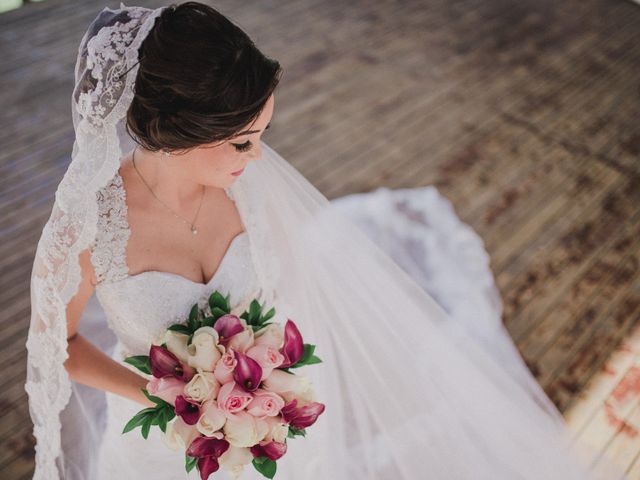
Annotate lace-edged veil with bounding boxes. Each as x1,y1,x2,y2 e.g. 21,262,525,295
25,3,628,479
25,4,166,478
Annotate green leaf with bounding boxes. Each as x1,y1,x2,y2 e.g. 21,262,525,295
252,456,277,478
249,300,262,323
289,354,323,369
211,307,228,320
158,417,167,433
141,417,152,439
300,344,315,363
251,322,273,333
157,406,173,433
188,303,199,321
185,454,198,473
262,307,276,321
305,354,323,365
208,291,229,312
188,303,200,331
141,388,169,407
164,407,176,422
287,425,306,438
121,408,155,434
123,355,151,375
167,324,192,334
201,316,215,328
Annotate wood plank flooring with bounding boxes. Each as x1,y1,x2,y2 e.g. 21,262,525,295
1,0,638,477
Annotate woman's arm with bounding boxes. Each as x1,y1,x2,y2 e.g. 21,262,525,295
63,247,155,409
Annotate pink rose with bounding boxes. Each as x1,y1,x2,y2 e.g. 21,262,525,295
262,369,310,398
246,389,285,418
217,381,253,416
246,344,285,380
253,324,284,349
214,349,237,385
146,376,185,406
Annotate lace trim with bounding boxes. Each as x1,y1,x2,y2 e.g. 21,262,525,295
90,172,131,284
89,173,268,289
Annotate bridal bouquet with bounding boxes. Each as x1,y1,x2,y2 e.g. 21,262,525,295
122,290,325,480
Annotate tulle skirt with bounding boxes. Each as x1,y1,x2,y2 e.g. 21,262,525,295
67,185,621,479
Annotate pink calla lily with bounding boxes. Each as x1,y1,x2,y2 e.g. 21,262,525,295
232,351,263,392
175,395,201,425
214,314,245,346
186,437,230,480
250,440,287,460
278,319,304,368
149,345,194,381
281,399,325,429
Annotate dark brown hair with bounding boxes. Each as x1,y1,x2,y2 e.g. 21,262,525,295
126,2,282,153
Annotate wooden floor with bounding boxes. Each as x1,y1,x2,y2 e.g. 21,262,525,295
1,0,639,477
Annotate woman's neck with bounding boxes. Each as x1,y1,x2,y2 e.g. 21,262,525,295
130,146,205,209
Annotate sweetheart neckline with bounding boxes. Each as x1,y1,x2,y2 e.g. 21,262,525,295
121,230,248,287
104,167,248,289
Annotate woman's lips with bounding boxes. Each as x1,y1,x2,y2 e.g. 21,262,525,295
231,168,245,176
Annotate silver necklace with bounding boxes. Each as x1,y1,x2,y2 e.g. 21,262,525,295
131,146,205,235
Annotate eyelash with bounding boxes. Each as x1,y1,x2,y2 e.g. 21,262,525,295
232,140,252,153
231,123,271,152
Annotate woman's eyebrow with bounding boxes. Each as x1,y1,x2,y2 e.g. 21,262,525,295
235,122,271,136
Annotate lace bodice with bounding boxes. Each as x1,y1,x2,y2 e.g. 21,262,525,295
88,171,262,359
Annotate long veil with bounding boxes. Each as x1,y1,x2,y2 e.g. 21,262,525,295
24,3,628,480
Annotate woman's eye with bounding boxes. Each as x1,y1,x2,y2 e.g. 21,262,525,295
232,140,252,152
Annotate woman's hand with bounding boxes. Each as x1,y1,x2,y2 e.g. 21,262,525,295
65,334,157,408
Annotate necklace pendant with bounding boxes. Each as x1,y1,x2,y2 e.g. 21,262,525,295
191,226,198,235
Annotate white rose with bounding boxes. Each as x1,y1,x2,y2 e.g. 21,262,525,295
297,384,317,405
184,370,220,402
218,445,253,479
223,411,270,448
162,417,199,451
163,330,190,363
264,416,289,443
187,326,224,371
196,398,227,436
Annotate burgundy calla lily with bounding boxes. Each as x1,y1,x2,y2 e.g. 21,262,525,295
250,440,287,460
149,345,194,381
278,319,304,368
214,314,245,346
186,437,230,480
196,456,219,480
232,351,263,392
175,395,201,425
281,399,325,429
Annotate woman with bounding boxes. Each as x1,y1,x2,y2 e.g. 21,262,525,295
24,2,627,480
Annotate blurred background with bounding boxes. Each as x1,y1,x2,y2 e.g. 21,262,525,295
1,0,639,477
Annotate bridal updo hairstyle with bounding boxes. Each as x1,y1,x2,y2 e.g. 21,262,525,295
126,2,282,154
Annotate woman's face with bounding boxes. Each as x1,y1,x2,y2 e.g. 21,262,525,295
176,93,275,188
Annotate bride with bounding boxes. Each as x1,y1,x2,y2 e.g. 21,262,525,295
24,2,627,480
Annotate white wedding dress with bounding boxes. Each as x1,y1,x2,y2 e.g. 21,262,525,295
65,168,544,479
